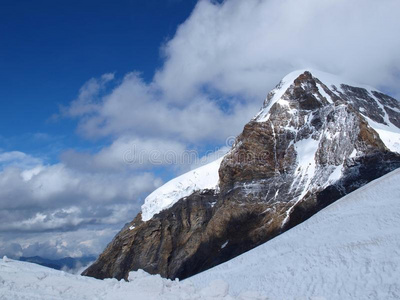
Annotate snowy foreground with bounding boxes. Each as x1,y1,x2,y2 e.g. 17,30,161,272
1,169,400,300
191,168,400,299
0,259,247,300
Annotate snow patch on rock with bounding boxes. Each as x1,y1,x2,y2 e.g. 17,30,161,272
362,114,400,154
141,157,224,221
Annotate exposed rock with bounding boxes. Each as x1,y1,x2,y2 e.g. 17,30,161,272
83,70,400,281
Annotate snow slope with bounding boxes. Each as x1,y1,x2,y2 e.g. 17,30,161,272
189,168,400,299
0,257,257,300
141,157,223,221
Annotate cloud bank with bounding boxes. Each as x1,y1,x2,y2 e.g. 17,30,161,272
157,0,400,101
0,150,161,258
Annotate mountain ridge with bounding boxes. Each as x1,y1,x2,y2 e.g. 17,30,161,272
83,69,400,281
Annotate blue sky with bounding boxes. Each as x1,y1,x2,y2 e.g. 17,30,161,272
0,0,197,160
0,0,399,259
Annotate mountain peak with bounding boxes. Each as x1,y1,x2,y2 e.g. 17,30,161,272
253,69,400,153
254,69,381,122
83,70,400,281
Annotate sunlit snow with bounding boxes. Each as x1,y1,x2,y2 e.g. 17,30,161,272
190,169,400,299
141,157,224,221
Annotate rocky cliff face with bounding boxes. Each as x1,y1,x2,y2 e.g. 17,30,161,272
83,70,400,281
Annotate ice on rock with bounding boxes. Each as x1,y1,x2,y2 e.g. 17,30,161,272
221,241,229,249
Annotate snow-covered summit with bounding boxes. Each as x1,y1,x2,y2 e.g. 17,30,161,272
254,69,381,122
254,69,400,153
